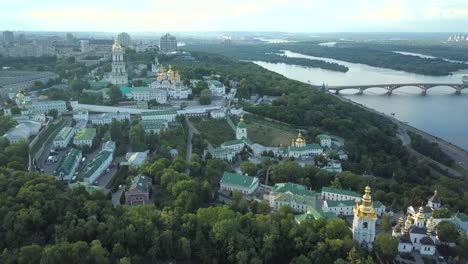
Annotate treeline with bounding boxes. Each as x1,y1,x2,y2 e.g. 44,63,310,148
277,42,467,76
408,131,454,167
0,163,375,263
184,44,349,72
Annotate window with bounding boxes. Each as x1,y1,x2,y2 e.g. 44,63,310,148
414,238,417,243
363,222,368,229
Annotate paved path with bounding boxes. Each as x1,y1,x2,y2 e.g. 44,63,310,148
112,186,125,207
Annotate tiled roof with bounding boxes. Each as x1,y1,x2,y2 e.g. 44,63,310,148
220,172,256,189
316,134,331,140
322,186,361,198
119,85,132,94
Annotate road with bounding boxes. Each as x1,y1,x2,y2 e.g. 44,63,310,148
112,185,125,206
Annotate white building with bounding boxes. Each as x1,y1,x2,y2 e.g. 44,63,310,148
88,112,130,125
73,110,89,121
149,65,191,100
108,39,128,85
321,186,362,202
274,132,323,159
120,150,149,167
141,110,177,122
141,119,168,134
73,128,96,147
3,120,42,143
27,100,67,114
323,199,385,217
52,127,75,149
236,115,247,140
322,160,343,173
219,172,259,195
210,110,226,119
55,148,82,181
269,182,316,213
316,134,332,148
407,190,441,219
132,87,167,104
207,80,226,97
208,148,236,162
82,149,113,184
352,186,377,251
392,210,437,256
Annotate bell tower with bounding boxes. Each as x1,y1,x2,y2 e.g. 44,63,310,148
352,185,377,251
236,115,247,140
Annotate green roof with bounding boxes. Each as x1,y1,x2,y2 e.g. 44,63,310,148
56,148,81,177
455,213,468,222
273,182,316,197
74,128,96,142
237,121,246,129
141,110,177,116
273,192,315,205
289,143,322,151
295,208,336,223
119,85,132,95
221,172,256,188
326,199,356,207
322,186,361,198
129,174,151,193
316,134,331,140
83,150,113,180
89,80,109,90
209,148,236,155
54,127,74,141
132,87,152,93
208,80,224,87
374,201,384,208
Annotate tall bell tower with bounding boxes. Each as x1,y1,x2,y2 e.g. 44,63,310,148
352,185,377,251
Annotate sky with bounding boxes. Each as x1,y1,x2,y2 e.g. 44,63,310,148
2,0,468,32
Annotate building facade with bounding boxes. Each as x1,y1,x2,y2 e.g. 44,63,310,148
88,112,130,125
159,33,177,53
55,148,82,181
207,80,226,97
27,100,67,114
352,186,377,251
219,172,259,195
141,110,177,122
108,39,128,85
73,128,96,147
321,186,362,202
125,174,152,206
53,126,75,149
269,182,316,213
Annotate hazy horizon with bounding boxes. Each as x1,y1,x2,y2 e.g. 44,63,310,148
2,0,468,33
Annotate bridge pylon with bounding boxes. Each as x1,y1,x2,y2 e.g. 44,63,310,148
455,89,461,95
357,89,364,95
421,89,427,96
386,89,392,96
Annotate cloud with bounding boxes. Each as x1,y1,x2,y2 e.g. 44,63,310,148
424,7,468,19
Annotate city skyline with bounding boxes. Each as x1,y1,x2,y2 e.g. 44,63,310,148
2,0,468,32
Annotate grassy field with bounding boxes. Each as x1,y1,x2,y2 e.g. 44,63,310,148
190,117,235,146
238,114,297,147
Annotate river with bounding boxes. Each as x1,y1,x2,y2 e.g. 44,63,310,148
254,50,468,151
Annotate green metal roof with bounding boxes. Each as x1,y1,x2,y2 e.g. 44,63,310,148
220,172,256,188
208,80,224,87
83,150,113,180
273,192,315,205
316,134,331,140
237,121,246,129
54,127,74,141
289,143,322,151
56,148,81,176
326,199,356,207
128,174,151,193
322,186,361,198
132,87,152,93
119,85,132,95
295,208,336,223
373,201,384,208
74,128,96,142
209,148,236,155
141,110,177,116
273,182,316,197
222,139,245,146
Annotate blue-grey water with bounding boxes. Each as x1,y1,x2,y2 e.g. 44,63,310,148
254,51,468,150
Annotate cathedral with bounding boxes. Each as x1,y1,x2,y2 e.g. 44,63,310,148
274,132,323,159
392,209,437,256
108,39,128,85
149,64,191,99
352,186,377,251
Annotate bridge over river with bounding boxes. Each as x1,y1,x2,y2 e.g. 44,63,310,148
318,83,468,95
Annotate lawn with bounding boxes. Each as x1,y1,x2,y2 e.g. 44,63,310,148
239,114,297,147
190,117,235,146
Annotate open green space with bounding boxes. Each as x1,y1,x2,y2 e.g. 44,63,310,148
240,114,297,146
190,117,235,146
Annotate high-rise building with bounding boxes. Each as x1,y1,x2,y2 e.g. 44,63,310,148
80,40,90,53
66,33,74,43
108,39,128,85
117,32,132,47
3,31,14,44
159,33,178,53
17,34,26,45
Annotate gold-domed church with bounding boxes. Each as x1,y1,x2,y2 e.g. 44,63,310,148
108,39,128,85
352,186,377,250
150,64,190,99
274,132,323,159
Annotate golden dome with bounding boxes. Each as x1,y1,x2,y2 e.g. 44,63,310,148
295,132,305,145
167,65,174,74
416,206,425,219
399,216,404,226
112,39,122,51
354,185,377,219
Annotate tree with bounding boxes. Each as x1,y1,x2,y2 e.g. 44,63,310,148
129,124,146,151
436,221,459,243
241,161,257,176
193,81,208,96
380,214,392,232
108,85,123,104
199,89,212,105
0,115,16,135
47,109,58,119
432,208,451,218
18,244,43,264
375,233,398,263
110,119,124,144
